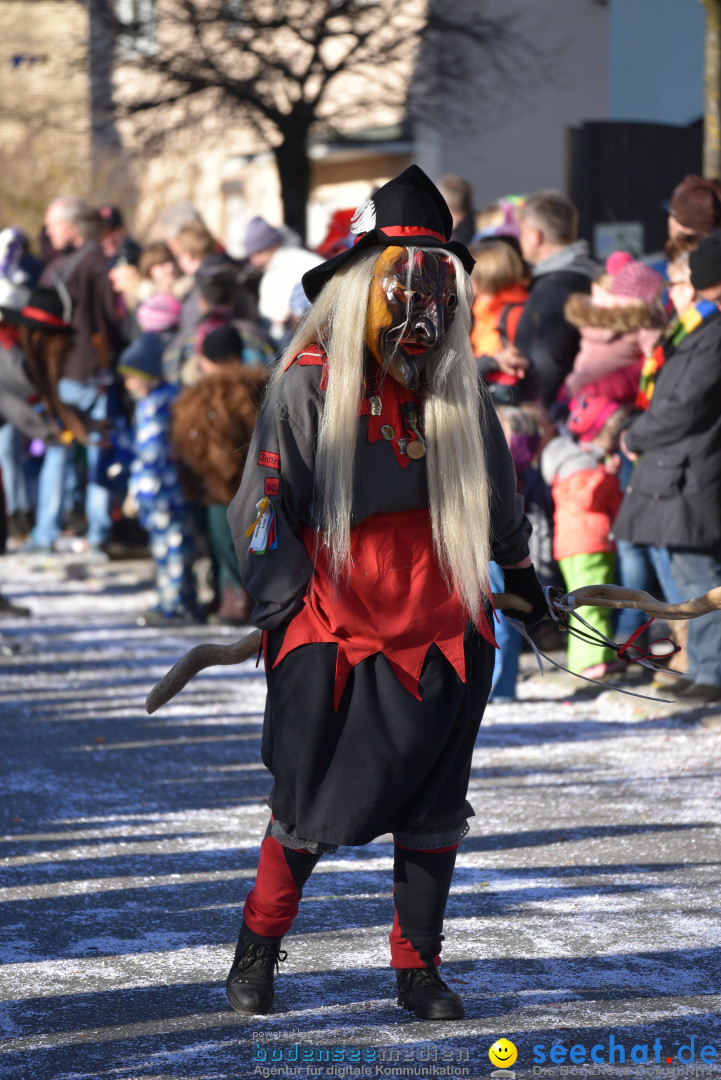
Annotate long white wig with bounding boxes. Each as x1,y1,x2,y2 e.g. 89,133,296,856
275,246,492,625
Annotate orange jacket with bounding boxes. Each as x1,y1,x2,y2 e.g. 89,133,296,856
470,283,529,358
551,468,622,560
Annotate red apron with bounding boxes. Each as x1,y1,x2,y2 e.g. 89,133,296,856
274,508,496,708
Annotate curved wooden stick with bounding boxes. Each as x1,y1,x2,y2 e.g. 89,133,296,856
146,635,262,714
145,584,721,714
145,590,533,714
562,584,721,620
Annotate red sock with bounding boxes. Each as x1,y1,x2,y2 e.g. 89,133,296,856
243,834,321,938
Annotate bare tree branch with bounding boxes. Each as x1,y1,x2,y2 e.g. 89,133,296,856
99,0,548,237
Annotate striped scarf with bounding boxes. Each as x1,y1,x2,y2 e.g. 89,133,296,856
635,298,717,411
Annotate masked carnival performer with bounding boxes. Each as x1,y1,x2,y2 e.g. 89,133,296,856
226,167,547,1020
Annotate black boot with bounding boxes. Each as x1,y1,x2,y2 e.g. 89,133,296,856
226,921,287,1015
396,965,465,1020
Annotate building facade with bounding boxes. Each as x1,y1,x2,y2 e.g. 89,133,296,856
0,0,709,253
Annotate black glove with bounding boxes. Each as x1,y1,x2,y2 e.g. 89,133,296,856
498,564,548,627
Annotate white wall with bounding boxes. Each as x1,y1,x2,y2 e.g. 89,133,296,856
414,0,609,208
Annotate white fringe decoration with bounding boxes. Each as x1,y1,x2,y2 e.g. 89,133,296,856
350,196,377,235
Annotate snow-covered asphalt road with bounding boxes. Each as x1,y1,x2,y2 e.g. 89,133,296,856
1,551,720,1080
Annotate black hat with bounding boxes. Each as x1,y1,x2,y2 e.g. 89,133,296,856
0,284,74,332
302,164,475,302
201,324,244,363
689,228,721,290
99,205,124,231
110,236,142,269
117,333,165,381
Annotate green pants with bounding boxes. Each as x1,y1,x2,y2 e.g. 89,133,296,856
559,552,616,674
207,502,243,591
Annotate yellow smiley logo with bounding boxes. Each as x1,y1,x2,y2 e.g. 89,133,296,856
488,1038,518,1068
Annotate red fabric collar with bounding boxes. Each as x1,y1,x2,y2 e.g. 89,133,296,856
291,345,425,465
291,344,328,389
359,361,423,468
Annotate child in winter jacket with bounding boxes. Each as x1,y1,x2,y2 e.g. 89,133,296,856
566,252,669,652
563,253,666,408
171,325,270,625
118,334,195,625
470,237,529,404
541,395,626,679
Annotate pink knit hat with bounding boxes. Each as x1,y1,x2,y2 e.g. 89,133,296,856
136,293,182,334
568,395,621,443
608,259,664,305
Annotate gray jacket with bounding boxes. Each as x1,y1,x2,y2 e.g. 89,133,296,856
0,342,53,440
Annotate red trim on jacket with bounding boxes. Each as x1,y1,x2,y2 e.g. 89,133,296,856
293,345,328,389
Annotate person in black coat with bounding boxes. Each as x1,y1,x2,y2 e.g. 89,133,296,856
510,191,598,409
614,235,721,702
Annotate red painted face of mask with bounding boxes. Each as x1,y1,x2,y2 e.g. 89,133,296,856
365,246,459,390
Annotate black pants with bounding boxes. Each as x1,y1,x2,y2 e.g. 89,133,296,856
242,826,459,967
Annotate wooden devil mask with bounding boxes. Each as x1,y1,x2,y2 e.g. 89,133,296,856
365,246,459,390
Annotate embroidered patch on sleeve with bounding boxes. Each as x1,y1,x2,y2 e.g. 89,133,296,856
264,477,280,497
258,450,280,470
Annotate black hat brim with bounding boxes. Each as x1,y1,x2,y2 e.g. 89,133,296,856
0,305,74,333
302,230,475,302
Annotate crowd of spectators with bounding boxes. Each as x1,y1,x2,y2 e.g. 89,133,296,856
471,174,721,704
1,172,721,703
0,197,316,625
